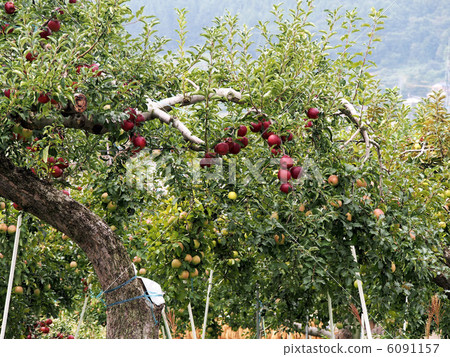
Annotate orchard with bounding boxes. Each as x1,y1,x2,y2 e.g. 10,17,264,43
0,0,449,340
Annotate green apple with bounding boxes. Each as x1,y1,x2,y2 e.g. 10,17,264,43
228,191,237,200
101,192,110,203
192,255,201,265
21,128,33,139
0,202,5,210
107,201,117,211
232,251,239,258
193,239,200,249
227,259,235,266
179,211,188,220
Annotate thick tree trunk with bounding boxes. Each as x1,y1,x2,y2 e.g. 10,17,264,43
0,153,161,338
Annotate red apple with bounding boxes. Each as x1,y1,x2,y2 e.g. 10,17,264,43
373,208,384,220
214,142,229,155
224,137,234,150
250,121,262,132
47,156,56,165
262,131,274,140
328,175,339,186
69,0,77,3
278,169,291,182
229,142,241,154
26,52,37,62
132,135,146,149
271,147,282,156
200,158,212,168
48,20,60,32
290,166,302,179
262,121,271,130
236,137,248,147
39,27,52,39
45,319,52,326
1,23,13,34
281,131,293,142
280,155,293,170
267,134,281,147
280,182,293,194
89,63,102,76
121,120,134,131
4,2,15,14
50,166,63,178
237,125,247,137
305,121,313,128
135,114,146,125
126,107,137,121
38,93,50,104
40,326,50,334
4,89,11,98
12,202,22,210
307,107,319,119
56,158,69,169
67,335,75,339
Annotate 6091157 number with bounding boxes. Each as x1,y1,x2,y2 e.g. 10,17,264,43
387,343,439,354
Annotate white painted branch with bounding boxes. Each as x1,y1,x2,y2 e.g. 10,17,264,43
155,88,242,112
143,88,243,146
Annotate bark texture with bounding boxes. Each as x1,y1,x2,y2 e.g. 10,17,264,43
0,153,161,338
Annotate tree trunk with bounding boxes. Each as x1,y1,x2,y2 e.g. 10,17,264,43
0,153,161,338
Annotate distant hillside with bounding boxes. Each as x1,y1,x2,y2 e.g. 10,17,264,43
127,0,449,98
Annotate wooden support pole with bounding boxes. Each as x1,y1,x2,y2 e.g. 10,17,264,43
0,213,23,339
201,270,214,339
351,245,372,339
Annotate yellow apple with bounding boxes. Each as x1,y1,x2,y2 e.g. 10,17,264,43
171,259,182,269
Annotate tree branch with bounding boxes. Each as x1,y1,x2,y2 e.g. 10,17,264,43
339,98,372,162
18,88,243,147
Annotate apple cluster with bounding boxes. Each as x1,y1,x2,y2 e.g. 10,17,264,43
200,125,249,168
277,155,302,193
119,107,148,153
46,156,69,178
26,319,74,339
0,201,20,233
